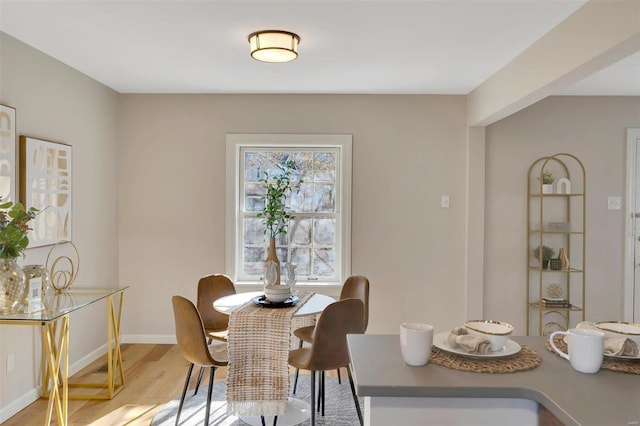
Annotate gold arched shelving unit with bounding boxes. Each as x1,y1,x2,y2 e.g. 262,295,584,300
526,153,586,336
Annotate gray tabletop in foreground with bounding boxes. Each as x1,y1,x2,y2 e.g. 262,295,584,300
347,334,640,426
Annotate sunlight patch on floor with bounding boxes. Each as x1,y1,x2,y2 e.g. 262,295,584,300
88,404,160,425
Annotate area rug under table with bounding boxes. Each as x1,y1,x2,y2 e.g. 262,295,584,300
151,374,362,426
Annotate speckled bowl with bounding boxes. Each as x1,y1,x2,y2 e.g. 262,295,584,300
264,285,292,303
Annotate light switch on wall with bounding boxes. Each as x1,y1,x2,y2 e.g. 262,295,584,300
441,195,450,208
608,196,622,210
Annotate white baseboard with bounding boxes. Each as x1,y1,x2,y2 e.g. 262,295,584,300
0,343,109,423
122,334,176,344
0,388,40,423
69,343,108,376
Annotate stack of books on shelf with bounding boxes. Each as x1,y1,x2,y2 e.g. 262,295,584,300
541,298,572,308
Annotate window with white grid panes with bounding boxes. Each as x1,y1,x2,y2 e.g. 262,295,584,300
227,134,351,285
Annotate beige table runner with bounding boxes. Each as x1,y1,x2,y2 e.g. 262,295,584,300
227,291,313,416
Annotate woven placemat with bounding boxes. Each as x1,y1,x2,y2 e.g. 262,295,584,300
430,345,541,373
546,335,640,375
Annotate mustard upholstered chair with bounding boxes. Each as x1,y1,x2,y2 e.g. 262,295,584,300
292,275,369,393
197,274,236,343
172,295,228,426
288,298,365,426
193,274,235,395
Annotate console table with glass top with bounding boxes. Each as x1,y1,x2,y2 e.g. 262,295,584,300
0,286,128,426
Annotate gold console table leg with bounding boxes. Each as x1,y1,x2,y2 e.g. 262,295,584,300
67,290,126,400
41,315,70,426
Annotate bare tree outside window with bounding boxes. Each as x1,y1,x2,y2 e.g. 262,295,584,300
242,149,338,280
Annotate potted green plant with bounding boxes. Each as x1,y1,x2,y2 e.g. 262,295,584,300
533,245,555,270
0,199,38,313
256,159,301,284
539,169,555,194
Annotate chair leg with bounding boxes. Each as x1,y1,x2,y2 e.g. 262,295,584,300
337,367,342,384
194,337,213,396
259,413,278,425
261,413,279,425
194,367,205,396
204,367,215,426
310,369,316,426
292,339,303,394
317,371,321,412
176,363,194,426
346,364,363,426
321,370,325,416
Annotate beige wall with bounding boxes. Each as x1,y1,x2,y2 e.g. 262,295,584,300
484,96,640,333
117,94,469,339
0,33,119,418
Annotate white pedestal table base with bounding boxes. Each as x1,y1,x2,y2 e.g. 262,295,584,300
239,398,310,426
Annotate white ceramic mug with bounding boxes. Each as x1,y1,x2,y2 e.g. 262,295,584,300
400,323,434,366
549,328,604,373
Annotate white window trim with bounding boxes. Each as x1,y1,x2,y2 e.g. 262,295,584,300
226,133,352,287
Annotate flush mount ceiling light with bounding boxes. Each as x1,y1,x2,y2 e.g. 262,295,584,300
248,30,300,63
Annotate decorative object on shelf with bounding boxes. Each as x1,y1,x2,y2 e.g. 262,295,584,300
549,258,562,270
257,159,302,285
558,248,570,271
45,240,79,292
0,104,17,205
533,245,555,270
542,311,568,335
0,199,38,314
545,283,563,299
541,298,572,308
542,321,565,336
543,222,570,232
539,169,555,194
19,135,72,248
556,177,571,194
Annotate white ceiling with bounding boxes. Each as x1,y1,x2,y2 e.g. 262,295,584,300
0,0,638,96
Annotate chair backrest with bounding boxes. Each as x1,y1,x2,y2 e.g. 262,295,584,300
172,295,218,367
197,274,236,332
339,275,370,332
305,298,365,371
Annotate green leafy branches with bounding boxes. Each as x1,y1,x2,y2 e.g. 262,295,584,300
532,245,555,262
540,169,555,185
256,159,302,238
0,200,38,259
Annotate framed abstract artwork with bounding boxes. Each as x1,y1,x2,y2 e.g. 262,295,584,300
19,136,72,247
0,104,17,204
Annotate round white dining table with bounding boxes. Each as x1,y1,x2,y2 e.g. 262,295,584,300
213,290,334,317
213,290,335,426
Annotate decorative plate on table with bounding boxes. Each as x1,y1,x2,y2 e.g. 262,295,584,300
252,294,299,308
433,331,522,359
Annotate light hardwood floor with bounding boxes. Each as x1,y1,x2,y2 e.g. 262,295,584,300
4,344,229,425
